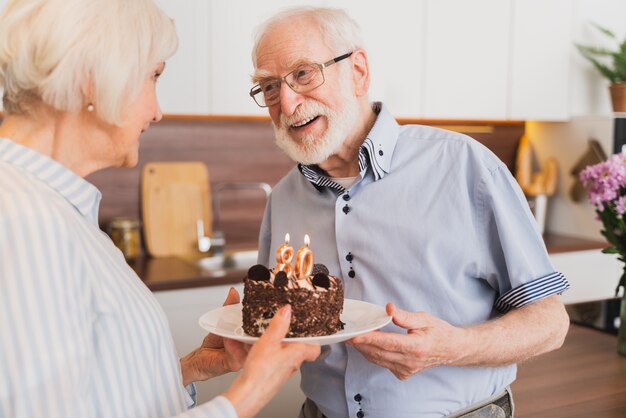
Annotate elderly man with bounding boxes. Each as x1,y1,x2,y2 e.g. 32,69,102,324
250,6,570,418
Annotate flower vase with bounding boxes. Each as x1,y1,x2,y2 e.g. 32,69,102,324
619,294,626,356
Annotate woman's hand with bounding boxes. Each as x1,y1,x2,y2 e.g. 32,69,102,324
223,305,321,418
180,288,249,386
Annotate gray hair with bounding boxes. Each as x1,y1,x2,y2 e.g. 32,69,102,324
0,0,178,125
251,7,364,69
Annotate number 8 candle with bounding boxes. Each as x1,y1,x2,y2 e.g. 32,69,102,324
295,234,314,280
275,233,294,277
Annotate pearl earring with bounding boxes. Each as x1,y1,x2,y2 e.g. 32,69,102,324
86,103,94,112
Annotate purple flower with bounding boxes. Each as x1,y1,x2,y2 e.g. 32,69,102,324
580,151,626,210
617,195,626,216
581,152,626,281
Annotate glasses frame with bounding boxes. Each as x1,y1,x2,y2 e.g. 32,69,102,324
249,51,353,108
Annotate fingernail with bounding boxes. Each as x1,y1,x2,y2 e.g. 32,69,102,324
281,304,292,317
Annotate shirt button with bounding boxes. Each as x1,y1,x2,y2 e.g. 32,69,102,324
354,393,362,402
378,150,384,156
357,411,364,418
343,194,351,201
348,270,356,278
346,253,353,262
343,205,351,214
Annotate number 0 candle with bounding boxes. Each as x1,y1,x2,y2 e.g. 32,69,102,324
295,234,314,280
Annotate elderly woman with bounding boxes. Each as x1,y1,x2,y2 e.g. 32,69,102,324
0,1,319,417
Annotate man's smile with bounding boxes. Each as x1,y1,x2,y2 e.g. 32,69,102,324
291,115,321,129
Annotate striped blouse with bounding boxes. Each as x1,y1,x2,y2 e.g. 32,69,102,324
0,139,236,418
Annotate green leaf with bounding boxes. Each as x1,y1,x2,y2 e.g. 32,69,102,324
591,22,617,39
576,44,615,57
616,270,626,297
587,56,618,83
575,22,626,83
602,247,620,254
614,52,626,81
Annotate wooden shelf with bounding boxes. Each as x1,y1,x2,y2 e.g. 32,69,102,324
543,233,606,254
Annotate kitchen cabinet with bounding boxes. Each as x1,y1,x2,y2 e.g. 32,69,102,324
149,0,624,119
154,0,212,114
0,1,622,119
335,0,426,118
154,284,306,418
422,0,511,120
551,250,623,304
209,0,328,116
509,0,572,120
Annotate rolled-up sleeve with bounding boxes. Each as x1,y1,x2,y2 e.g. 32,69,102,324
476,164,570,313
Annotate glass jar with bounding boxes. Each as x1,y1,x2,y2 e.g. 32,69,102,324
109,217,142,260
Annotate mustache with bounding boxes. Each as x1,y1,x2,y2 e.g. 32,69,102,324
278,100,331,128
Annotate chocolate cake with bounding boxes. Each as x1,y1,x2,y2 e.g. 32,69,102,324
242,263,344,337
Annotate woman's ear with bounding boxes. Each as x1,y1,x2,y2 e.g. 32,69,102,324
80,77,95,110
350,49,370,97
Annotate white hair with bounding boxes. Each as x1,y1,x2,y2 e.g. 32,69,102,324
251,6,364,69
0,0,178,125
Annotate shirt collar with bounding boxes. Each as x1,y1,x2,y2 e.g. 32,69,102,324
298,102,400,193
0,138,102,225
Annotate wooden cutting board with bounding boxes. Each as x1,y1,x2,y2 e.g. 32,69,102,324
141,162,212,257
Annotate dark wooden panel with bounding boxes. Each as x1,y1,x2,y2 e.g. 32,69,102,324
86,117,523,249
87,118,293,249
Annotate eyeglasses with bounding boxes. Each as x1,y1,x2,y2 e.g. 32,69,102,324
249,52,353,107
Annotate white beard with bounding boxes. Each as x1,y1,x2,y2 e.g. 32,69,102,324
273,83,361,166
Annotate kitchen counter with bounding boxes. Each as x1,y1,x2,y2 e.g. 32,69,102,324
134,233,606,292
129,255,248,291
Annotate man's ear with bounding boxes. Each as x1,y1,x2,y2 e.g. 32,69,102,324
350,49,370,97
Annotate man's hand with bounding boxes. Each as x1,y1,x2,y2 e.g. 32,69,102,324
347,303,467,380
180,288,249,386
348,295,569,380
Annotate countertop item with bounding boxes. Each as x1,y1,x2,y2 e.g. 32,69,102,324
141,162,212,257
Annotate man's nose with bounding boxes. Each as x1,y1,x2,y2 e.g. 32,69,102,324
279,83,305,116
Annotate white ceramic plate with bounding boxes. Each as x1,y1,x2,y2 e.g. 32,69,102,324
198,299,392,345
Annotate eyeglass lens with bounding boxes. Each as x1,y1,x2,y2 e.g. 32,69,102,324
256,64,323,107
250,52,352,107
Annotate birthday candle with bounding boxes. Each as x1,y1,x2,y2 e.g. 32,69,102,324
295,234,314,280
275,233,294,277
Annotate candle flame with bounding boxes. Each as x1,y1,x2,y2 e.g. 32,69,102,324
285,233,290,244
304,234,310,246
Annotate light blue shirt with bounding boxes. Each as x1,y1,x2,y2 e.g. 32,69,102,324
0,139,236,418
258,103,569,418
